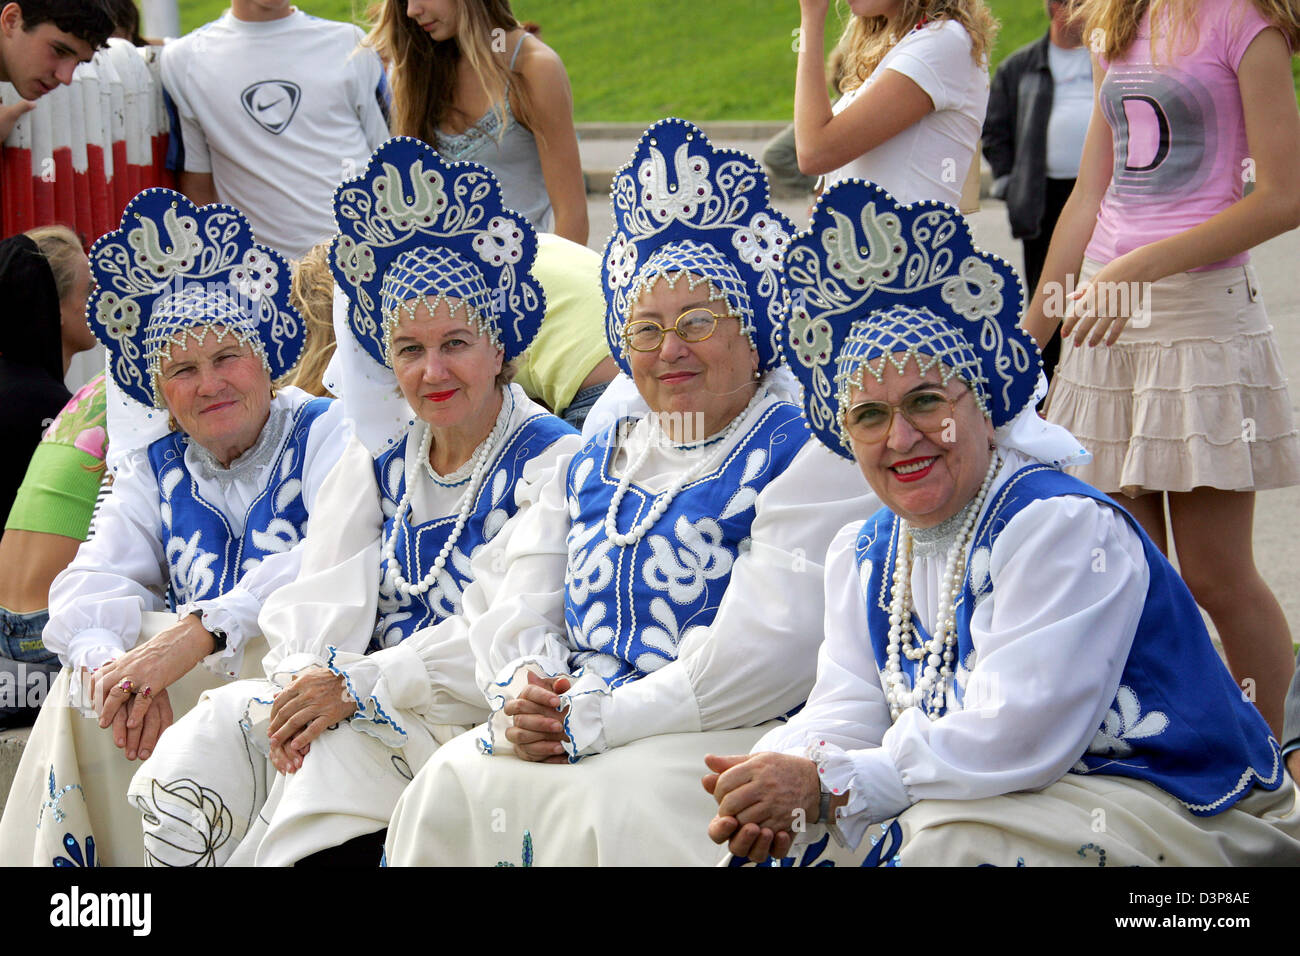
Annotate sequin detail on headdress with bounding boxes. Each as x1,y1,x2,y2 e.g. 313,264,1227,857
88,190,303,408
601,118,793,376
331,137,545,370
783,180,1039,460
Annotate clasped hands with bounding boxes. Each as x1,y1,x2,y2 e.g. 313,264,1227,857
88,613,216,761
702,751,825,862
505,671,573,763
266,667,358,774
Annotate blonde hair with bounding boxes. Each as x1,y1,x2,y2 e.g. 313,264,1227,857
1077,0,1300,63
836,0,998,94
365,0,542,149
24,224,85,303
284,241,337,397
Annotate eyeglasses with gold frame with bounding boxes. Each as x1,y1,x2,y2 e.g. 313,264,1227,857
623,307,730,352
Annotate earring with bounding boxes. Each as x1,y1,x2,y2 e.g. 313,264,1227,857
167,413,180,432
270,386,278,399
752,369,761,382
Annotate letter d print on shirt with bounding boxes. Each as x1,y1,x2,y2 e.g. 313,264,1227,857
241,81,302,135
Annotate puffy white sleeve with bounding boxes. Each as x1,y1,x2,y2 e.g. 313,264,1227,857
43,450,169,671
469,448,581,703
327,431,582,745
558,441,879,757
760,495,1150,851
185,400,352,677
258,432,386,679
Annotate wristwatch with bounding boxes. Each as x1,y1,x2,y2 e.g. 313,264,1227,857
191,609,227,653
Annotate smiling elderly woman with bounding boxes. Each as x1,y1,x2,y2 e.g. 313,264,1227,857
126,139,579,866
382,120,876,866
707,181,1300,867
0,192,348,867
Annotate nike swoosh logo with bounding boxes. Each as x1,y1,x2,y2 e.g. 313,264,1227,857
255,96,287,113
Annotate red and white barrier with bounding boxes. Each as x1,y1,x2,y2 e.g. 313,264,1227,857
0,38,175,250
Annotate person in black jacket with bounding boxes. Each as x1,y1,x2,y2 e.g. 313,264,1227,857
982,0,1088,380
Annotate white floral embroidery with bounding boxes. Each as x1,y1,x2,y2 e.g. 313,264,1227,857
642,515,733,604
473,216,525,268
127,206,203,278
166,529,219,603
605,234,638,291
637,142,713,225
566,521,615,605
636,597,683,673
731,213,786,274
570,601,615,654
940,257,1002,320
335,236,377,289
718,448,767,520
230,249,279,301
249,516,300,555
1088,685,1170,758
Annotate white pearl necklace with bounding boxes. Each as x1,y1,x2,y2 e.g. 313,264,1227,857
883,453,1001,721
603,387,767,548
380,394,509,597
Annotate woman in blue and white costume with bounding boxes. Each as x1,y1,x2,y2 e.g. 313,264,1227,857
0,191,349,867
707,180,1300,866
129,138,579,866
385,119,877,866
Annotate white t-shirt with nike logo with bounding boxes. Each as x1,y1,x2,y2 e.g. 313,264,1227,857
161,9,391,259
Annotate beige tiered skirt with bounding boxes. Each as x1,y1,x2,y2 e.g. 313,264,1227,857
1046,260,1300,496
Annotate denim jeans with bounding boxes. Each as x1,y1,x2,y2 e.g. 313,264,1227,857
0,605,60,729
561,382,610,431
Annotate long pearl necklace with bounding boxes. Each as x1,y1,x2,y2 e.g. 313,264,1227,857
381,393,509,597
603,386,767,548
883,453,1001,721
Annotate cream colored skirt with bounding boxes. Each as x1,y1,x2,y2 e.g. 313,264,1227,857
729,773,1300,867
1046,260,1300,495
0,613,265,867
385,722,776,866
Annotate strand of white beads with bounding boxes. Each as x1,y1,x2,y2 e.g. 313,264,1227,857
884,453,1001,720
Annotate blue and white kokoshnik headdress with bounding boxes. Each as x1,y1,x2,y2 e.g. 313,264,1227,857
88,189,303,408
330,136,546,368
601,118,794,376
783,180,1041,461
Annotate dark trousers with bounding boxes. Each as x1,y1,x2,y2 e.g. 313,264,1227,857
1022,177,1076,383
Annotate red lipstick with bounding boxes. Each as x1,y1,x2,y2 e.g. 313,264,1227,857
890,456,938,483
424,389,457,402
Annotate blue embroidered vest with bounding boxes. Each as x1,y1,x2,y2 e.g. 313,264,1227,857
855,464,1282,815
371,411,575,651
148,397,332,608
563,401,807,689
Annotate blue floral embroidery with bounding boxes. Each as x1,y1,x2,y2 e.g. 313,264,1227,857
37,766,84,829
494,830,534,867
52,833,96,868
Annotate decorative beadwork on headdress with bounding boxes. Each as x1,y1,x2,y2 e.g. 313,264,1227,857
144,284,271,387
601,118,793,376
331,137,545,370
88,189,302,408
834,305,990,422
782,180,1039,460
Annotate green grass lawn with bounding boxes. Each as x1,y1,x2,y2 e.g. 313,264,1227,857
176,0,1299,120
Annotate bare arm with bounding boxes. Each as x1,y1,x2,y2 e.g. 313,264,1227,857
794,1,934,176
517,40,588,245
178,171,218,207
1033,29,1300,349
